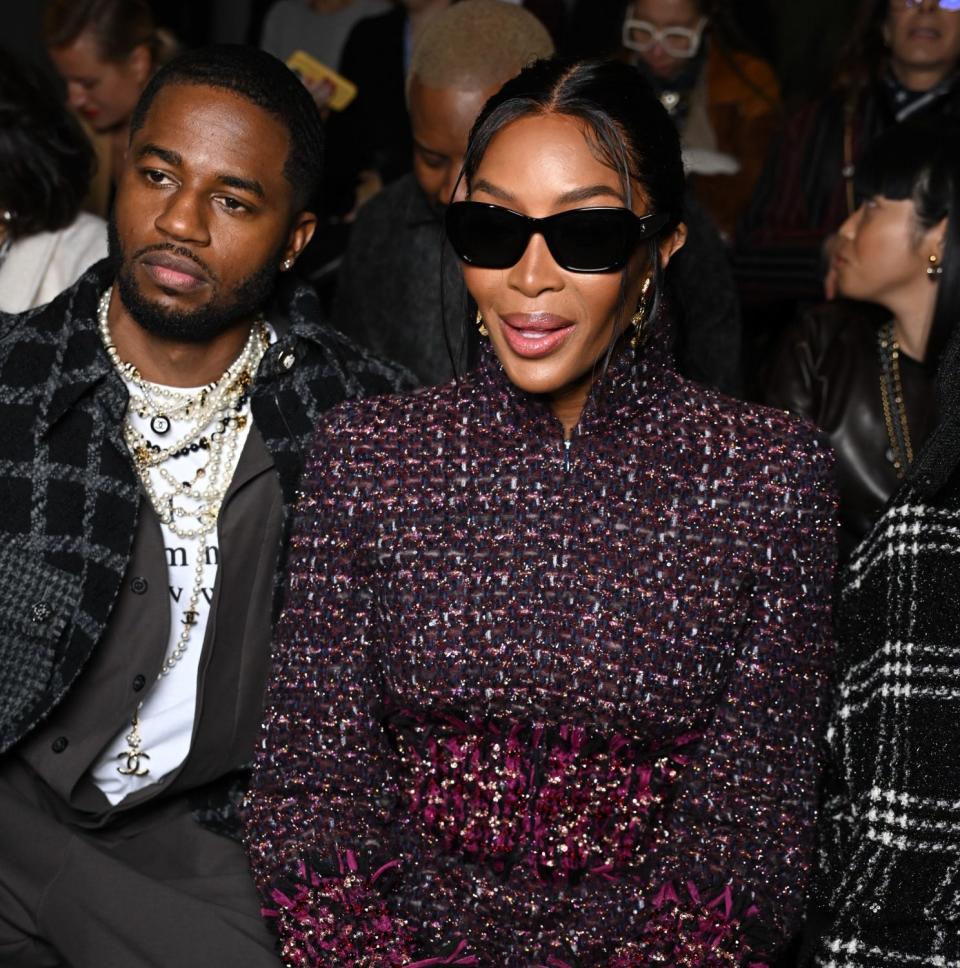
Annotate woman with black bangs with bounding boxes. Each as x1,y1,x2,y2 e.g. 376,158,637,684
246,57,836,967
804,125,960,968
764,120,960,559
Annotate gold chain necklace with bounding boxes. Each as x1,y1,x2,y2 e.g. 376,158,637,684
878,319,914,479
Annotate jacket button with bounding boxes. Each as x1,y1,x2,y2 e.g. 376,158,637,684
51,736,68,753
130,576,149,595
32,602,52,623
280,352,296,370
132,674,146,692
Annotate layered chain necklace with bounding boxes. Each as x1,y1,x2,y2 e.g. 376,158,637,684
98,289,269,776
878,319,914,479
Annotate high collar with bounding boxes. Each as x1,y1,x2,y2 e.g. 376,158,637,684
469,335,667,444
881,65,960,122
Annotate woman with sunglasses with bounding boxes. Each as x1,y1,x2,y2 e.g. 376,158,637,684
618,0,781,239
246,57,836,967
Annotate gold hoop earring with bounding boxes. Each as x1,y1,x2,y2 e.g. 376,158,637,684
476,309,489,338
630,276,653,349
927,253,943,281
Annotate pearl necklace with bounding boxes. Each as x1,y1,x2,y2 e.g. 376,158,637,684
97,288,269,776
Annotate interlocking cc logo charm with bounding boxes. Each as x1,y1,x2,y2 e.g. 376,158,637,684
117,748,150,776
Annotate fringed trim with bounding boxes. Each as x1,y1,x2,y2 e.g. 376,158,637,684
607,880,770,967
262,851,474,968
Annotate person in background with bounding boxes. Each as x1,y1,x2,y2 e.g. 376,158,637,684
620,0,781,239
333,0,744,393
809,128,960,968
736,0,960,315
332,0,554,384
247,56,835,966
763,121,956,560
0,45,409,968
0,57,106,312
45,0,179,214
323,0,453,217
260,0,390,76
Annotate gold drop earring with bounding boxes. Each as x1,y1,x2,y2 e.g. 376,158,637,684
927,253,943,281
630,276,653,349
476,309,489,337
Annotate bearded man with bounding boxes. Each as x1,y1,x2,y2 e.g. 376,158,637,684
0,44,409,968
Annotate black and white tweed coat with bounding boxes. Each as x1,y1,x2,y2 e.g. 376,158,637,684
0,259,412,756
813,359,960,966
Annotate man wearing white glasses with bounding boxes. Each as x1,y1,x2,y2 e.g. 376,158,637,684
620,0,780,239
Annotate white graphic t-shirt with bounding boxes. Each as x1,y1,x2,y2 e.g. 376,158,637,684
90,373,254,805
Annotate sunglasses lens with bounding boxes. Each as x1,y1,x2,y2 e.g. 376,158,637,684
548,209,633,271
446,203,527,269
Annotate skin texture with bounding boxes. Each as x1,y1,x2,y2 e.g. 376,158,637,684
48,30,152,133
833,195,945,359
884,0,960,91
624,0,703,81
463,112,685,435
108,83,316,387
408,75,500,210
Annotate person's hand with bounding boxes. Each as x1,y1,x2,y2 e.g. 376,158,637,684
301,75,335,120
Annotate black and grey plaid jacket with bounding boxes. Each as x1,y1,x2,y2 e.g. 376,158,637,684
0,259,412,755
811,361,960,966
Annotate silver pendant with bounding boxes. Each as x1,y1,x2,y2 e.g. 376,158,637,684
151,414,171,435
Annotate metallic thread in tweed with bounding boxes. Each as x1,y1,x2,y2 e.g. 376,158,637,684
245,343,837,967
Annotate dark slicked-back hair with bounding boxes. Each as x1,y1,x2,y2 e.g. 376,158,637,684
130,45,324,212
855,120,960,374
0,56,96,239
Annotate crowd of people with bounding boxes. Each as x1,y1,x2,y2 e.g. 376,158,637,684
0,1,959,967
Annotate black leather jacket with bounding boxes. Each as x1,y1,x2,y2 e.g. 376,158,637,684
763,300,934,559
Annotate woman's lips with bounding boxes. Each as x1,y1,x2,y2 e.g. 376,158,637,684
498,313,575,360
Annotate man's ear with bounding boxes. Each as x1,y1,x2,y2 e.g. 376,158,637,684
279,211,318,270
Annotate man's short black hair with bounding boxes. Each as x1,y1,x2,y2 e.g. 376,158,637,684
130,45,323,212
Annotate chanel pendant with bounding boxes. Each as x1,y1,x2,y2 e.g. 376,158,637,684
150,414,171,435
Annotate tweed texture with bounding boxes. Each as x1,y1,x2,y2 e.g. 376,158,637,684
0,259,413,755
813,470,960,966
246,342,837,967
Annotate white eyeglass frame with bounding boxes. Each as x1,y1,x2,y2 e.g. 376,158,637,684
892,0,960,9
621,16,708,59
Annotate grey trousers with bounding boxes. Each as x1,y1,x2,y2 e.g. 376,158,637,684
0,761,279,968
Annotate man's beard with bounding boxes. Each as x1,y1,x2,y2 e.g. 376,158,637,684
108,216,283,343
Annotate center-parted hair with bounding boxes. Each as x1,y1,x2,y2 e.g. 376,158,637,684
129,45,325,212
461,57,685,328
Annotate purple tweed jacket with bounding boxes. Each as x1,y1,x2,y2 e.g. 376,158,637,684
245,343,837,967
